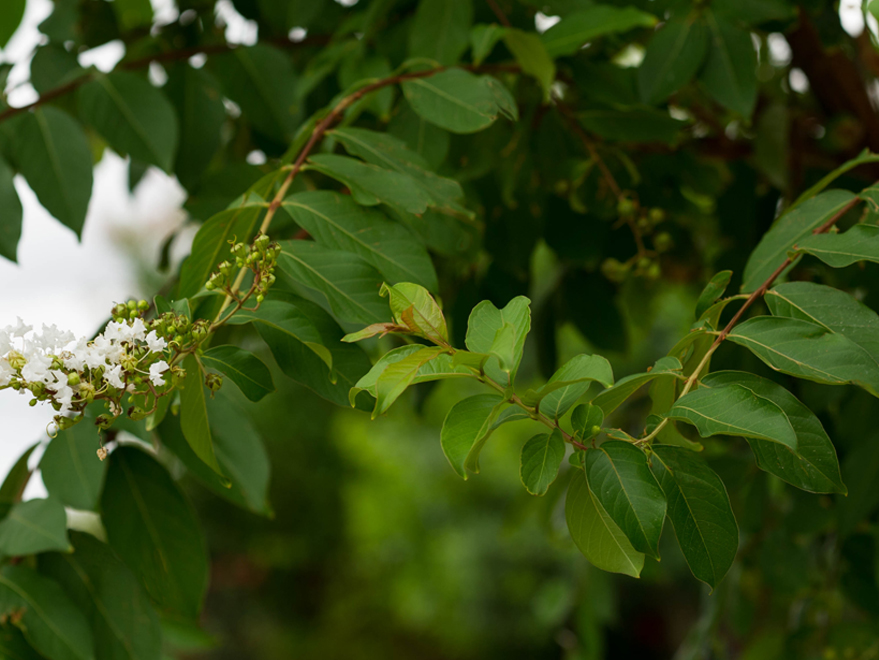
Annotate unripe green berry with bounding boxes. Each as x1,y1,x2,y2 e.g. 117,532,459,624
617,197,636,217
67,373,80,386
654,232,673,252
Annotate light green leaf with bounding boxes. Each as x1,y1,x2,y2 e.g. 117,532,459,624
282,190,437,290
101,447,208,621
696,271,732,319
565,471,645,577
584,441,666,559
381,282,449,345
541,5,656,57
6,107,92,237
571,403,604,440
408,0,472,66
40,423,106,511
797,224,879,268
503,29,556,102
0,156,22,262
276,240,386,325
349,344,423,405
465,296,531,387
179,354,222,475
440,393,506,478
637,15,709,105
520,430,566,495
0,497,71,555
703,371,846,494
668,382,798,449
372,346,445,417
402,69,517,134
77,72,178,172
305,154,433,215
0,566,94,660
111,0,153,30
726,316,879,397
529,354,614,419
201,345,275,402
470,24,506,64
741,190,858,292
412,352,481,384
592,356,682,416
39,532,162,660
0,0,25,47
213,44,301,142
699,11,757,117
651,446,738,589
177,197,265,298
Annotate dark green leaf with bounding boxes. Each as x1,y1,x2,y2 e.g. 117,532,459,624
565,471,645,577
696,271,732,319
592,356,683,416
470,24,506,65
0,497,71,555
0,444,36,520
0,0,25,47
201,345,275,402
440,393,506,478
584,441,666,559
503,29,556,102
528,354,614,419
408,0,472,66
703,372,845,494
40,423,106,511
179,354,222,475
520,430,566,496
637,16,709,105
741,190,858,292
571,403,604,440
102,447,208,621
281,191,437,290
577,107,688,144
797,224,879,268
651,446,738,589
0,156,22,262
699,12,757,117
541,5,656,57
77,72,178,172
0,566,94,660
29,44,82,95
0,627,42,660
111,0,153,30
387,99,450,169
39,532,161,660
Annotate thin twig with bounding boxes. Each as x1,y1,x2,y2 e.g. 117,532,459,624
486,0,512,27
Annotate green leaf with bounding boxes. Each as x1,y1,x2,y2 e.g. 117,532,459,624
40,423,106,511
0,627,42,660
440,393,506,478
592,356,683,416
571,403,604,440
177,198,265,299
0,566,94,660
541,5,656,57
577,106,688,144
213,44,301,142
6,107,92,237
111,0,153,30
165,65,226,190
387,99,450,170
520,430,566,496
726,316,879,397
699,11,757,117
797,224,879,268
0,445,37,520
371,346,445,417
101,446,208,622
39,532,161,660
0,497,71,555
465,296,531,387
696,271,732,319
412,352,481,384
584,441,666,559
741,190,858,293
159,392,272,516
201,345,275,402
529,354,614,419
179,354,222,475
30,44,82,95
0,0,25,47
408,0,472,66
470,24,506,65
402,69,517,134
77,72,178,172
651,446,738,589
380,282,449,345
276,241,386,325
668,382,798,449
305,154,433,215
766,281,879,361
638,15,709,105
349,345,423,404
503,29,556,102
281,191,437,290
251,292,372,409
703,372,846,494
0,156,22,262
329,127,468,217
565,471,645,577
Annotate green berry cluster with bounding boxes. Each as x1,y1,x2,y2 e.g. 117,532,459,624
205,233,281,306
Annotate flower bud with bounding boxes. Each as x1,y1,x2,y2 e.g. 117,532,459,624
127,300,137,311
616,197,637,218
138,300,149,311
95,414,113,429
205,373,223,394
67,373,80,387
653,232,673,253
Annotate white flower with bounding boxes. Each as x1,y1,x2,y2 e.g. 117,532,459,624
40,324,74,351
145,331,167,353
9,317,32,339
129,318,147,342
149,360,169,387
0,330,12,355
0,359,13,387
62,338,89,371
103,322,130,343
21,353,53,383
104,364,126,389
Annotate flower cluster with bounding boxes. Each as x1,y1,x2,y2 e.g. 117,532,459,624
205,234,281,305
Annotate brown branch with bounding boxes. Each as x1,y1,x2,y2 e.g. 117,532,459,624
485,0,512,27
554,101,623,200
